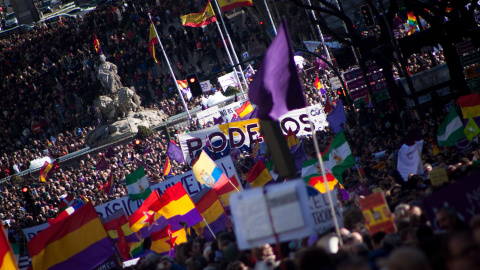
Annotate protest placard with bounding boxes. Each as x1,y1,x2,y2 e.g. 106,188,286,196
196,106,222,125
307,186,343,234
231,180,315,250
359,192,396,235
429,167,449,187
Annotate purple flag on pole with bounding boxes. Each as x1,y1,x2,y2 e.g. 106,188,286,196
96,157,109,171
248,20,306,121
326,100,347,133
105,147,115,158
291,141,308,172
167,140,185,163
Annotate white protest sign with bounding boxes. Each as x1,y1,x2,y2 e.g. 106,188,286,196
196,106,222,125
308,188,343,235
278,104,328,136
231,180,315,250
200,80,212,92
218,101,247,122
218,71,238,91
23,156,239,241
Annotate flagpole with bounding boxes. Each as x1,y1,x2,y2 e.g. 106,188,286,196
228,179,240,192
212,0,250,93
305,105,343,246
148,14,192,120
202,218,217,239
304,0,332,64
263,0,277,36
214,19,246,99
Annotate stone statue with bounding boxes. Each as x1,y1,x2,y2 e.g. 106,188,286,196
86,54,169,148
97,54,122,94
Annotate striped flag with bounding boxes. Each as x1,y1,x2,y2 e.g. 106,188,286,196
27,203,117,270
163,156,172,176
213,174,241,213
0,223,18,269
39,161,53,182
93,34,102,55
247,160,274,188
192,189,228,240
181,1,217,27
149,22,159,63
150,224,187,256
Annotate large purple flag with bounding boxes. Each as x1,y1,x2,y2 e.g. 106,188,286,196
248,20,306,121
326,100,347,133
167,140,185,163
96,157,109,171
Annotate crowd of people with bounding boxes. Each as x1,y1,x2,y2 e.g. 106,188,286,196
0,0,479,269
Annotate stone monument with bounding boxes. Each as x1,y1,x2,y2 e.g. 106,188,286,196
85,55,168,147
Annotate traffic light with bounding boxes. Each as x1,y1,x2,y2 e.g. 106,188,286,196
337,90,347,104
186,73,203,98
134,139,143,154
361,5,375,27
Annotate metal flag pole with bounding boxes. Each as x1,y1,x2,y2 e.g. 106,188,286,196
263,0,277,36
305,0,332,64
305,104,344,246
148,14,192,120
212,0,250,94
214,19,246,98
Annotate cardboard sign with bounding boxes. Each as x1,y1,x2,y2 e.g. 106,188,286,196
429,167,449,187
231,180,315,250
359,192,396,235
307,187,343,235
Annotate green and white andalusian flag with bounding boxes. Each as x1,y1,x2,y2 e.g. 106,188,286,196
322,131,355,184
125,166,152,200
301,158,320,183
437,109,465,146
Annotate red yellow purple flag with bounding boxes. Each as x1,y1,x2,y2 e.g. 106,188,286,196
218,0,253,12
93,35,102,55
0,223,18,269
149,22,159,63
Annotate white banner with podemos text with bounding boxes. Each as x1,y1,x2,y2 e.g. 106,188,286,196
178,119,262,163
278,104,328,136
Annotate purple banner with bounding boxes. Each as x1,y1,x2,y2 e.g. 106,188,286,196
422,170,480,230
347,77,366,90
350,87,368,100
347,181,372,198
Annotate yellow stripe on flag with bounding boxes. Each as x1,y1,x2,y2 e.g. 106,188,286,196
32,218,107,270
251,169,272,188
181,2,217,27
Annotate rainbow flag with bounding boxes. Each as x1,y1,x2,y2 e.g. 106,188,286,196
150,224,187,256
28,203,117,270
192,188,228,240
181,1,217,28
247,160,274,188
235,101,254,119
163,156,172,176
406,12,419,35
102,209,142,260
218,0,253,12
457,93,480,119
0,223,18,269
149,22,159,63
213,174,241,213
193,150,231,188
129,184,202,238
